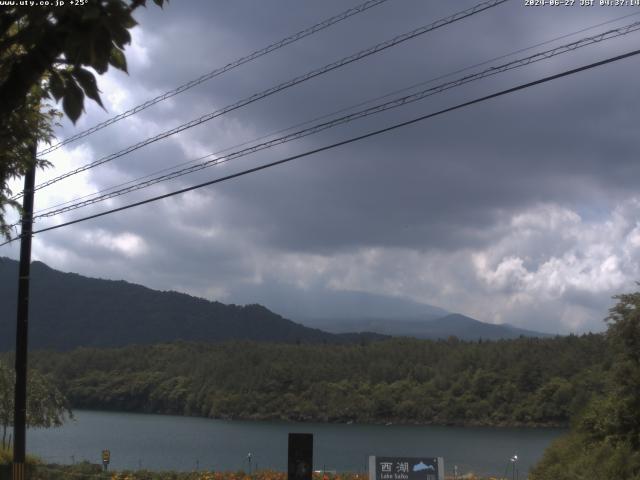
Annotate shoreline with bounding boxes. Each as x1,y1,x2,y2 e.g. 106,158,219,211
68,407,569,430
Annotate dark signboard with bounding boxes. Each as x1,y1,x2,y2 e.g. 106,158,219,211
288,433,313,480
369,456,444,480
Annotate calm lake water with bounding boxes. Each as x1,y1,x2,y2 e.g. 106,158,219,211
25,410,564,477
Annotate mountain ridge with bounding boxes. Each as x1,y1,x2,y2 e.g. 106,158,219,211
0,257,552,350
0,257,384,350
301,313,552,340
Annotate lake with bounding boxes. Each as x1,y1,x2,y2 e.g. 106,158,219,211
25,410,564,477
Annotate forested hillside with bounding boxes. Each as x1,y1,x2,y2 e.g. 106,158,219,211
0,258,548,348
0,257,382,349
22,334,609,427
530,291,640,479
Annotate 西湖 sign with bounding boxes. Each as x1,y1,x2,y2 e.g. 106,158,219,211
368,456,444,480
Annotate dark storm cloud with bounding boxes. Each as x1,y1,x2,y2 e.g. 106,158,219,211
108,1,640,257
8,0,639,334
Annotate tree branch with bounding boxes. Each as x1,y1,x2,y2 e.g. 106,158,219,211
0,27,64,118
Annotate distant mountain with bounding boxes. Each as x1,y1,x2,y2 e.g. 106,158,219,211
420,313,553,340
229,285,449,323
230,282,551,340
305,313,552,341
0,257,383,351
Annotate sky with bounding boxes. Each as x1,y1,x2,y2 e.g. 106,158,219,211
4,0,640,334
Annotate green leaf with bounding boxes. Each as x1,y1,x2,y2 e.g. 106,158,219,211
110,24,131,49
63,34,87,65
92,26,113,74
153,0,166,7
72,68,104,109
109,47,128,73
62,79,85,124
48,71,65,102
120,12,139,29
81,4,101,21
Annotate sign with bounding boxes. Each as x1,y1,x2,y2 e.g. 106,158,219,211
101,449,111,471
288,433,313,480
369,456,444,480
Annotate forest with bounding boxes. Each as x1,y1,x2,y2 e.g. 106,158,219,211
13,333,610,428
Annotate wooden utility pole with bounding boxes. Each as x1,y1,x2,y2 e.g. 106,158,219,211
12,145,36,480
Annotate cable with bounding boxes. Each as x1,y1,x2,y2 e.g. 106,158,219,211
37,0,391,156
28,0,508,195
3,47,638,247
31,10,640,218
31,20,640,220
14,0,509,200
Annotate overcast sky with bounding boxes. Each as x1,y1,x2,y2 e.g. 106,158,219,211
4,0,640,334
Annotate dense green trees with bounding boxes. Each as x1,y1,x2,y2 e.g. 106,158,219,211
531,290,640,479
21,334,609,427
0,360,71,448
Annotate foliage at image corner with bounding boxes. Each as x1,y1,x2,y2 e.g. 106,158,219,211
0,97,59,240
0,447,41,470
0,0,167,238
530,288,640,480
0,359,73,450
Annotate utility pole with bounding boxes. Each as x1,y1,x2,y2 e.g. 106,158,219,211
12,146,36,480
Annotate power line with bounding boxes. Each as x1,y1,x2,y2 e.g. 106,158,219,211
15,0,508,200
31,20,640,220
3,47,638,247
37,0,391,157
31,10,640,218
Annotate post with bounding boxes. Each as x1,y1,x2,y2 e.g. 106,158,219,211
288,433,313,480
12,149,36,480
102,449,111,471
